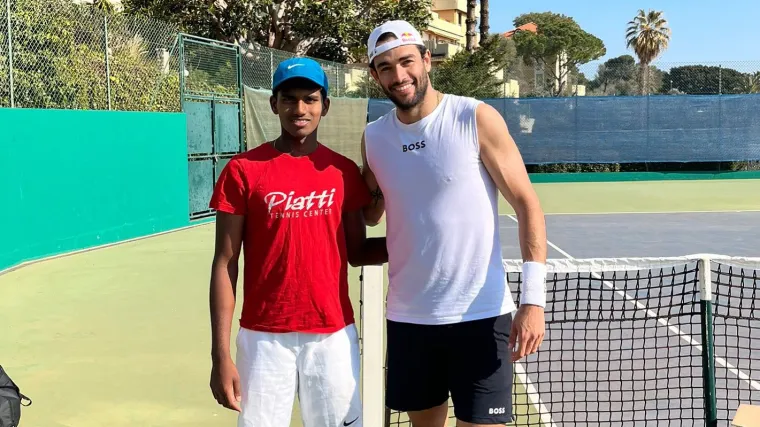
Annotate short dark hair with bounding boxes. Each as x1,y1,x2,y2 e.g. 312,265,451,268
369,32,427,70
272,77,327,100
377,31,398,45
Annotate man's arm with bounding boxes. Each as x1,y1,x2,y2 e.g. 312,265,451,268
209,211,244,411
360,132,385,227
476,102,547,362
476,103,547,265
343,209,388,266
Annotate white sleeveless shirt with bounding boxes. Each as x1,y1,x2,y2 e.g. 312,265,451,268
365,94,516,325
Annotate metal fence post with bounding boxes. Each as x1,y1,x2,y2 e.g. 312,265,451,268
236,44,244,152
178,33,185,109
6,0,14,108
103,13,112,110
699,256,718,427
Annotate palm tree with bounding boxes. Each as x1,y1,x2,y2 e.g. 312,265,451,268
466,0,477,52
625,9,671,95
479,0,489,47
744,72,760,94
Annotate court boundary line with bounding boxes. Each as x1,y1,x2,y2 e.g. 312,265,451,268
504,214,760,420
0,220,212,277
513,360,557,427
502,209,760,216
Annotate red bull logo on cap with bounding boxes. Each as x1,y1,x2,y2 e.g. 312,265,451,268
401,31,416,42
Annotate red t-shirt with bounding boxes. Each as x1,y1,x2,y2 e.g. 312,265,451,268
209,143,371,334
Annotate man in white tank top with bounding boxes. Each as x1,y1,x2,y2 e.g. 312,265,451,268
360,20,549,427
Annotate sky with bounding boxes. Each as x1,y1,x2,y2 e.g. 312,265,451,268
488,0,759,66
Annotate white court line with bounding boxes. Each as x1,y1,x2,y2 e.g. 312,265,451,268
505,209,760,216
513,360,557,427
504,214,760,396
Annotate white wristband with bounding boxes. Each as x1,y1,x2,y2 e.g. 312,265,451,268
520,261,547,308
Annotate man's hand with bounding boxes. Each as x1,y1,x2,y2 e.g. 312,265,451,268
210,357,242,412
509,304,546,362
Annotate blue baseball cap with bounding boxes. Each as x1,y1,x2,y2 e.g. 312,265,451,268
272,57,329,95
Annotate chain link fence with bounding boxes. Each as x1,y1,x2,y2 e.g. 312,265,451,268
0,0,181,111
3,0,759,107
181,35,240,100
239,42,371,98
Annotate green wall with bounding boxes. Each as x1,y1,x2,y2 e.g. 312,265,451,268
0,108,189,271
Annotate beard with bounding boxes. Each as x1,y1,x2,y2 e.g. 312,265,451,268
382,72,430,111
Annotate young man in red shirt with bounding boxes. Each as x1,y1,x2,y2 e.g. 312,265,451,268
207,57,386,427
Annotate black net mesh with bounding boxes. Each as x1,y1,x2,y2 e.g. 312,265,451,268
378,258,760,426
712,262,760,426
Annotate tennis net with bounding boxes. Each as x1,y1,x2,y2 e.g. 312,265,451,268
360,254,760,427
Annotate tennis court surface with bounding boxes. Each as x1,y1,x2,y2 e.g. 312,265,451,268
1,179,759,427
496,211,760,426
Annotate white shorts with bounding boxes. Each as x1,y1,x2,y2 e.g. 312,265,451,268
235,324,362,427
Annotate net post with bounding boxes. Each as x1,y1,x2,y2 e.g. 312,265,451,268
698,256,718,427
360,265,385,427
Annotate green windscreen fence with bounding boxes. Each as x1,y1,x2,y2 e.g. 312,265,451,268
243,86,368,163
0,108,189,271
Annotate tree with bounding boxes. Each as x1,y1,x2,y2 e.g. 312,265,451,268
432,34,516,98
626,9,671,95
2,0,179,111
92,0,116,13
479,0,489,47
668,65,747,94
512,12,606,96
124,0,432,63
345,73,388,99
744,72,760,94
587,55,637,95
466,0,477,52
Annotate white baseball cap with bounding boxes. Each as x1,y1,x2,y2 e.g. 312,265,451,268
367,20,425,64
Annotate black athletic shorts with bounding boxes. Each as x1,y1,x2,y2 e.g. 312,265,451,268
385,312,514,424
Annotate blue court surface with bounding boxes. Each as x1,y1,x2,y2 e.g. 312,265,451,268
499,211,760,259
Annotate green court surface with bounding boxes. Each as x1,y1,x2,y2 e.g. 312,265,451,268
1,178,759,427
501,178,760,214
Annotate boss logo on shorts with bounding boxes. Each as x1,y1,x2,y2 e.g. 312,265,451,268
489,407,506,415
402,140,426,152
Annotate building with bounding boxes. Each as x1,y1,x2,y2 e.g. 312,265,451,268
343,0,478,93
343,0,520,97
422,0,478,65
422,1,519,97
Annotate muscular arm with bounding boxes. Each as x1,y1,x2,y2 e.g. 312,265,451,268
343,209,388,267
209,212,245,363
476,103,547,362
476,103,547,264
360,132,385,227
